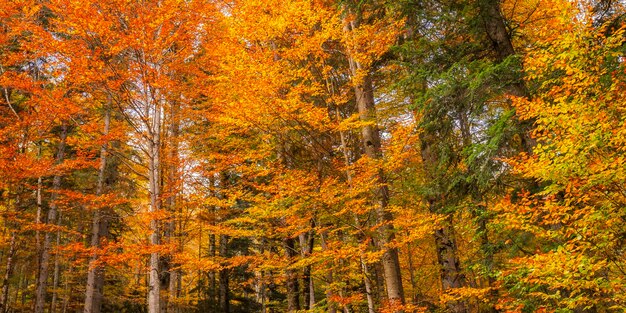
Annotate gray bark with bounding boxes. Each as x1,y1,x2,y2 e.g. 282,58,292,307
362,261,376,313
166,101,181,313
283,237,299,312
334,107,378,313
433,213,467,313
345,25,406,308
420,130,468,313
84,103,112,313
477,0,535,151
50,220,62,313
35,124,68,313
218,235,229,313
479,0,517,63
424,202,468,313
319,232,337,313
209,233,216,306
0,230,16,313
148,101,162,313
298,228,314,310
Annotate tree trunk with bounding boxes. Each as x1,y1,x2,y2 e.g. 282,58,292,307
419,121,468,313
475,205,499,313
283,237,300,312
147,94,163,313
17,265,25,308
35,144,43,260
333,105,379,312
218,235,229,313
477,0,535,151
434,222,465,288
84,103,112,313
345,29,405,309
35,124,68,313
479,0,516,63
298,227,314,310
36,175,42,261
35,144,43,287
209,233,217,307
159,253,170,312
478,0,526,98
50,221,62,313
476,5,529,311
362,261,376,313
320,232,337,313
1,185,21,313
432,208,467,313
254,238,267,313
61,262,72,313
0,230,16,313
166,101,181,313
255,270,266,313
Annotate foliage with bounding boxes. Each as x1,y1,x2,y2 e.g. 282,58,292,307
0,1,625,313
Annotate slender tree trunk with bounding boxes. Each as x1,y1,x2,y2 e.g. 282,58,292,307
218,235,229,313
477,217,495,287
160,251,170,312
255,271,266,313
36,175,42,257
275,140,302,313
17,265,25,308
35,124,68,313
298,227,314,310
353,71,405,307
362,261,376,313
419,120,468,313
61,263,72,313
84,103,112,313
471,204,499,313
209,233,216,307
147,95,163,313
166,101,181,313
343,16,405,306
1,186,20,313
254,237,267,313
0,230,16,313
302,262,311,310
148,163,161,313
308,271,314,309
35,144,43,290
35,143,43,259
334,105,379,312
283,237,299,312
50,220,62,313
254,238,266,313
196,228,203,312
319,232,337,313
405,241,418,303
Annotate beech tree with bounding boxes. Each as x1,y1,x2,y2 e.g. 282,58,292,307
498,1,626,310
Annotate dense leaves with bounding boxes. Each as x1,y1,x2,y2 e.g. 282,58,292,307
0,1,624,313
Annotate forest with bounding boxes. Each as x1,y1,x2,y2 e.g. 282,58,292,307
0,0,625,312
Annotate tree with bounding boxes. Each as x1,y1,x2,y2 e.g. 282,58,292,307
498,1,626,310
341,1,407,309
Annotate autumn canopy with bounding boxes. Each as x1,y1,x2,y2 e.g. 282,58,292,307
0,0,625,312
